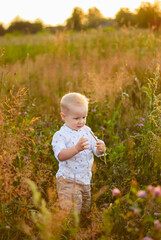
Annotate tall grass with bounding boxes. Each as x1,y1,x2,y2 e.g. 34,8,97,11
0,28,161,239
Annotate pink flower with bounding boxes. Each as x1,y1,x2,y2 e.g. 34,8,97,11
154,220,161,230
100,126,105,131
153,186,161,197
136,123,144,127
112,188,121,197
147,185,154,193
142,237,153,240
133,208,140,215
137,190,147,198
154,212,160,216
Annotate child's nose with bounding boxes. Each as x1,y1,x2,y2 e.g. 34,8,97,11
79,118,84,123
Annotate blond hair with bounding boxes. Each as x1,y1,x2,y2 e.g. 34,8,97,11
60,92,89,113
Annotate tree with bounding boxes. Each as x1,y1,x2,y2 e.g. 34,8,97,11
7,18,43,34
66,7,85,31
115,8,136,27
0,24,5,36
135,1,161,28
31,20,43,33
86,7,105,28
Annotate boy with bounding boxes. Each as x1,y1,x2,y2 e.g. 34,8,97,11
51,92,106,214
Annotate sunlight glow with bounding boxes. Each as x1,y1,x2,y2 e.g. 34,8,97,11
0,0,155,27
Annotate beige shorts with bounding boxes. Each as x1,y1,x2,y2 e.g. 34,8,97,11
56,176,91,214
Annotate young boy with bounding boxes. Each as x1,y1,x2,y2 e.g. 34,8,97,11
51,92,106,214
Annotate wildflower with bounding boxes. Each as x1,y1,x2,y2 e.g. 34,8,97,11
92,109,96,112
154,186,161,197
154,220,161,230
137,190,147,198
87,214,92,219
103,203,108,207
154,212,160,217
100,126,105,131
133,208,140,215
91,222,95,227
142,237,153,240
135,123,144,127
147,185,154,193
112,188,121,197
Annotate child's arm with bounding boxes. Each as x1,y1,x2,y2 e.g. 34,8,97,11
58,137,89,161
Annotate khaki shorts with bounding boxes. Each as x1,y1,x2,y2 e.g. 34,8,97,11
56,176,91,214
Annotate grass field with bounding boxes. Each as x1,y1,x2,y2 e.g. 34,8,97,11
0,28,161,239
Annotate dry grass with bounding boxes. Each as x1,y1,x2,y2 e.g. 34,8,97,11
1,29,161,239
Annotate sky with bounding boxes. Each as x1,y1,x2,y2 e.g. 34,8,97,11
0,0,155,27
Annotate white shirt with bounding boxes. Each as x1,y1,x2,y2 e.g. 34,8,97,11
51,124,103,185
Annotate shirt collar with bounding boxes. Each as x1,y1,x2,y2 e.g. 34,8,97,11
63,124,82,133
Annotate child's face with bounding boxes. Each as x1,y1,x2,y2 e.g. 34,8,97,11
61,105,88,131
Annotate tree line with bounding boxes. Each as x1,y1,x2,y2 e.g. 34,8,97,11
0,1,161,35
0,16,43,36
64,2,161,31
115,1,161,29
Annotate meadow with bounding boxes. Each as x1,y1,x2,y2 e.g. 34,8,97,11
0,27,161,240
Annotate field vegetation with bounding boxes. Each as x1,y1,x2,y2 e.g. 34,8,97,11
1,28,161,239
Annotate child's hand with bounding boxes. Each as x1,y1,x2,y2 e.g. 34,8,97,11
75,137,89,153
96,141,106,155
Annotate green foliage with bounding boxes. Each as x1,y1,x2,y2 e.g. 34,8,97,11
131,65,161,185
2,43,49,63
0,30,161,239
7,21,43,34
115,1,161,29
0,24,5,36
115,8,136,27
102,185,161,239
66,7,85,31
135,1,161,29
86,7,105,28
66,6,108,30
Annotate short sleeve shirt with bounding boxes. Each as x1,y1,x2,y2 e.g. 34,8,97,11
51,124,103,185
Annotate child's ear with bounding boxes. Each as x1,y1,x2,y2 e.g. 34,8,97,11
60,112,66,121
